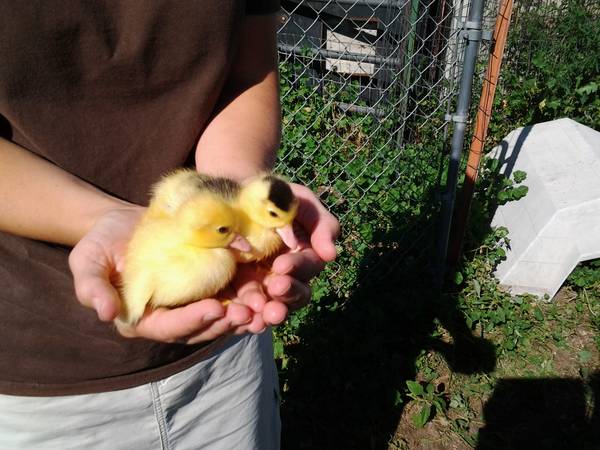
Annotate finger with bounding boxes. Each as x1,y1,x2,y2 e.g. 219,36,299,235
238,282,267,313
230,265,269,313
122,299,228,343
291,184,341,262
262,301,289,326
265,275,312,311
185,303,255,344
270,248,325,282
69,250,120,321
229,311,268,335
309,219,340,263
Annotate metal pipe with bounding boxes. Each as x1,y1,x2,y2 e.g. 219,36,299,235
292,0,409,7
336,102,388,117
278,43,403,67
394,0,420,150
437,0,486,281
448,0,514,267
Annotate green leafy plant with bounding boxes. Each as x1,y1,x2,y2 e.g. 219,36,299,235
275,59,447,350
489,0,600,143
567,259,600,289
405,380,447,428
277,4,600,448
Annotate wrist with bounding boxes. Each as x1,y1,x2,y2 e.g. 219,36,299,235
88,199,141,224
71,192,142,246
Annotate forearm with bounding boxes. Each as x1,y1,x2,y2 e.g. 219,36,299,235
0,138,133,246
195,14,281,181
195,73,280,180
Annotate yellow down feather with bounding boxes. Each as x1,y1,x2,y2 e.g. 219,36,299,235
116,172,244,326
232,174,299,263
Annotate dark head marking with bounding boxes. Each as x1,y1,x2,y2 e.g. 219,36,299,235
195,176,240,201
265,176,294,212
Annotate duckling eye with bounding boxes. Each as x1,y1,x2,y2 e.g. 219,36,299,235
268,210,279,218
217,226,230,234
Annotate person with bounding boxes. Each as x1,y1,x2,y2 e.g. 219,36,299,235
0,1,339,448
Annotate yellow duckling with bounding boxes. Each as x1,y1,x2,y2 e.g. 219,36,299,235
233,174,300,263
116,174,250,327
141,169,299,263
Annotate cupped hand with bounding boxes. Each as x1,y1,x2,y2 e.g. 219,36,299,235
68,206,256,344
261,183,341,325
68,182,340,342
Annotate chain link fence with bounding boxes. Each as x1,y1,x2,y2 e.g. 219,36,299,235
274,0,479,295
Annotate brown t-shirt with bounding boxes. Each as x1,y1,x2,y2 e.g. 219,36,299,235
0,0,279,396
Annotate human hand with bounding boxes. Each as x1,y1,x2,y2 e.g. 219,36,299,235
212,182,341,333
261,183,340,325
68,207,256,344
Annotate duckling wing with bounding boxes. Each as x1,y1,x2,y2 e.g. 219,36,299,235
194,174,240,202
147,169,204,217
118,270,155,326
149,248,238,308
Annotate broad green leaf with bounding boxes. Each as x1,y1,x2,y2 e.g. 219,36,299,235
273,340,284,359
412,404,432,428
513,170,527,183
394,391,404,407
406,380,425,397
534,307,544,322
433,397,447,413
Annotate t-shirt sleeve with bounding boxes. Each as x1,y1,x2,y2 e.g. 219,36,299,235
245,0,280,15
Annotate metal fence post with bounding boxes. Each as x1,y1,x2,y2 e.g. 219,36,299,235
277,1,485,293
437,0,486,282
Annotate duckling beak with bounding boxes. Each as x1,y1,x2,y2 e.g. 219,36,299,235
228,234,252,252
276,224,300,251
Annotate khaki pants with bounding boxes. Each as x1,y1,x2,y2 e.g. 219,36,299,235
0,332,280,450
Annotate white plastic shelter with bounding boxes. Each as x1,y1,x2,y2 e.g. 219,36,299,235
490,118,600,299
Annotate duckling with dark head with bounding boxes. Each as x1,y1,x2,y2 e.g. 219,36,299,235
116,170,251,327
234,173,300,263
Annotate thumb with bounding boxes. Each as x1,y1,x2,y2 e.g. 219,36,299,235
69,249,121,321
310,221,339,262
291,184,340,262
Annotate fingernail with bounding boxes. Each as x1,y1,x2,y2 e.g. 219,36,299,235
233,317,253,327
272,281,291,297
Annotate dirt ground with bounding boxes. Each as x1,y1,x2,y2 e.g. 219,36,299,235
389,287,600,449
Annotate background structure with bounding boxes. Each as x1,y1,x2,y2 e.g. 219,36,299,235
276,0,480,294
273,1,600,448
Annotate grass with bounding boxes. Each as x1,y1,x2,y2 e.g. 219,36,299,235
276,241,600,449
275,2,600,446
276,168,600,449
389,259,600,450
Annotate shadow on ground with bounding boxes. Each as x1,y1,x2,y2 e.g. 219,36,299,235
477,373,600,449
279,126,600,448
279,188,496,449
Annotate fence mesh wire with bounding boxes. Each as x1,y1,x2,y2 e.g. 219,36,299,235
275,1,476,295
501,0,600,76
441,0,600,272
